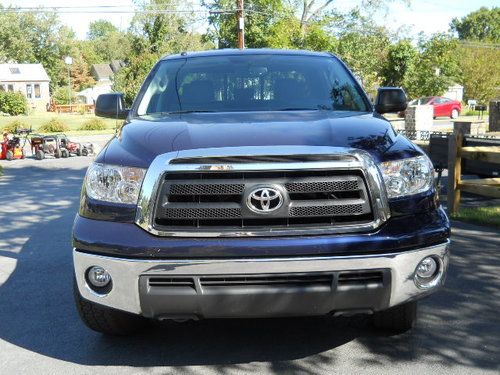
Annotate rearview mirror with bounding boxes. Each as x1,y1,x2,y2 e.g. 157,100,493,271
374,87,407,114
95,93,129,119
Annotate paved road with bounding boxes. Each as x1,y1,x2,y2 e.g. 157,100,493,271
0,144,499,375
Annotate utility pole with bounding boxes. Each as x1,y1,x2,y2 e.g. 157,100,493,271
236,0,244,49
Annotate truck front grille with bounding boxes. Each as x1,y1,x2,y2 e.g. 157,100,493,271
153,169,373,233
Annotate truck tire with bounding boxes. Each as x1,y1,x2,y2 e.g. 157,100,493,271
373,301,417,333
73,279,147,335
35,150,44,160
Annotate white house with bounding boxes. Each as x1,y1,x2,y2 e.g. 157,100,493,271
0,63,51,112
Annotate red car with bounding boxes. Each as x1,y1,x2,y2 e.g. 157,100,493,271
409,96,462,119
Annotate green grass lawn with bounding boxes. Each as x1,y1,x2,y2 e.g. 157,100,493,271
0,112,119,135
451,206,500,229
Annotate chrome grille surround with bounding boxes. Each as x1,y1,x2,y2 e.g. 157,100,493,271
135,146,390,237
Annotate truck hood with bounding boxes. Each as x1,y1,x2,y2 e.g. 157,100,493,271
99,111,422,167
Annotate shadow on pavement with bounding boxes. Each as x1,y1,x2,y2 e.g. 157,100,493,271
0,165,499,372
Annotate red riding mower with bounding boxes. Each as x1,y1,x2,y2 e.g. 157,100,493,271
30,134,69,160
1,128,31,160
58,134,82,156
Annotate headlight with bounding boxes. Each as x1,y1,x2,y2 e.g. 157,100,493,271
85,163,146,204
379,155,434,198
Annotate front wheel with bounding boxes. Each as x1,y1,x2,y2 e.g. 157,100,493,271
73,279,148,335
61,149,69,158
373,301,417,333
5,150,13,161
451,109,459,119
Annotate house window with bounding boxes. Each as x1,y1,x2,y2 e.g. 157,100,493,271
26,84,33,99
34,84,41,98
0,85,5,92
9,67,20,74
7,84,14,92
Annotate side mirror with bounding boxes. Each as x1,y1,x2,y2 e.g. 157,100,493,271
95,93,129,119
375,87,407,114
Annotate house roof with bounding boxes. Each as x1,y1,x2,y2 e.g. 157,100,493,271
91,64,114,80
0,64,50,82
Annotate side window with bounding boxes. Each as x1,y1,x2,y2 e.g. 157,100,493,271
34,84,41,98
26,84,33,99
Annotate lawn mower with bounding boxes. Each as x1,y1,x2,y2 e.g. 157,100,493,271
31,134,68,160
0,128,31,161
58,134,82,156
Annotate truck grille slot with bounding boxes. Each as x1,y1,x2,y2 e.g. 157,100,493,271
153,169,373,233
148,277,196,289
338,271,384,286
199,274,333,287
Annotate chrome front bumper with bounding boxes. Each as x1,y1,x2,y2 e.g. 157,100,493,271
73,241,450,317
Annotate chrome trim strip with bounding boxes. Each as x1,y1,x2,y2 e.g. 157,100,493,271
73,240,450,315
135,146,390,237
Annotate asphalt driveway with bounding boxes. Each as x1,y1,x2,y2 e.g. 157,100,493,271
0,151,499,374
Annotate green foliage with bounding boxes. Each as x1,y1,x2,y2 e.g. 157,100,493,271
404,34,460,98
38,118,70,133
381,40,417,87
79,118,107,131
0,6,75,89
88,20,118,40
52,86,76,105
451,7,500,42
113,53,160,105
206,0,291,48
0,91,28,116
2,119,29,133
458,45,500,104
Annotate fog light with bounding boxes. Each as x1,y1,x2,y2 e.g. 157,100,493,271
416,257,438,279
87,266,111,288
414,256,441,289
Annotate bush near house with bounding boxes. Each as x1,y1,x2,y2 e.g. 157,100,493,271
1,119,29,133
79,118,106,131
0,91,28,116
38,118,70,133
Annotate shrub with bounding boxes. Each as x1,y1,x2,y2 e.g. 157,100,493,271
52,86,76,105
39,118,69,133
79,118,106,131
0,91,28,115
2,119,29,133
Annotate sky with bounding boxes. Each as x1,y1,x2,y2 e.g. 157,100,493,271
0,0,498,40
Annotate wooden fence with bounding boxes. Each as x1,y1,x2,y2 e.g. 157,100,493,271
52,104,95,114
447,132,500,214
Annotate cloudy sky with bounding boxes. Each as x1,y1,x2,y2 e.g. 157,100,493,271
1,0,498,39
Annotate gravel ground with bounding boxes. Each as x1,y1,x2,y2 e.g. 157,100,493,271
0,135,499,374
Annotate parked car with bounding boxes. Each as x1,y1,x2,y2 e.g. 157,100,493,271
400,96,462,119
72,49,450,336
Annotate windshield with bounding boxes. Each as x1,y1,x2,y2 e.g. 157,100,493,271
136,54,370,116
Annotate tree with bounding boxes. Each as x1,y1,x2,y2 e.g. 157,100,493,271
88,20,119,40
405,33,461,98
113,53,159,105
450,7,500,42
458,45,500,104
0,6,75,89
70,57,95,92
381,39,417,87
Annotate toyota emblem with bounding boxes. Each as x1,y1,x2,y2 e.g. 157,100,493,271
246,187,283,213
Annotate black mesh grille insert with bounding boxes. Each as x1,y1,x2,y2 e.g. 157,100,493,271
153,169,373,232
290,203,365,217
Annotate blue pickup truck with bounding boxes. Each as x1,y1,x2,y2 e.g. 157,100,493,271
72,49,450,335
